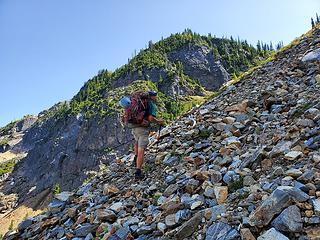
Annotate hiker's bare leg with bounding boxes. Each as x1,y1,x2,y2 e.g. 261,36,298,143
136,147,145,169
134,142,138,156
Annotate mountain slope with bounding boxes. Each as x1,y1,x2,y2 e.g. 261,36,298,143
0,30,270,202
4,25,320,239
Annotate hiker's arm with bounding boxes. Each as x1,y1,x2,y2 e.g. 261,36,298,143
147,115,164,125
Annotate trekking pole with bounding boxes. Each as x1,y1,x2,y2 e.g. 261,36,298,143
157,125,162,146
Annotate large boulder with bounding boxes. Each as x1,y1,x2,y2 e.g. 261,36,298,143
205,222,240,240
301,48,320,63
257,228,289,240
271,205,303,232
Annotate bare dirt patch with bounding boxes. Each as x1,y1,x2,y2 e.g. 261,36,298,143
0,188,52,236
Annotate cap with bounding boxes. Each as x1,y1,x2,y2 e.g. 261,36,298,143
148,90,157,96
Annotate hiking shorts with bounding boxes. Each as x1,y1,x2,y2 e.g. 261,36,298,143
132,127,149,149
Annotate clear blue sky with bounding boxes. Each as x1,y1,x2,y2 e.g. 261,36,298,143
0,0,319,127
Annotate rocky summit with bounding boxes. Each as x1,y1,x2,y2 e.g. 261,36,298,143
3,26,320,239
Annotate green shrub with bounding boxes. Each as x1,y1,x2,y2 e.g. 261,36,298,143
0,139,9,147
52,183,61,195
0,159,16,176
144,163,152,173
229,176,244,193
8,220,14,231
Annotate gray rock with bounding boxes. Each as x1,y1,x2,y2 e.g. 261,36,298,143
249,186,309,227
301,48,320,63
157,222,167,233
271,205,303,232
165,214,177,227
17,218,33,231
124,216,140,227
209,170,222,183
175,211,203,240
175,209,191,223
54,191,73,202
96,209,117,222
284,151,303,160
305,107,320,119
48,199,66,213
243,176,256,186
223,171,238,185
297,119,315,128
110,226,130,240
297,169,315,182
269,141,292,158
248,188,292,227
285,169,302,178
229,159,241,169
163,184,179,197
257,228,289,240
63,218,74,228
204,186,215,198
277,186,309,202
240,146,265,169
109,202,123,212
136,225,153,235
163,155,180,166
185,178,200,194
311,198,320,216
209,205,226,222
191,200,203,210
271,104,283,113
56,227,65,238
307,216,320,224
205,222,240,240
165,175,176,184
76,183,92,196
74,223,97,237
85,233,94,240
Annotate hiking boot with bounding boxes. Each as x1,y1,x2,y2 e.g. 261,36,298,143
132,155,137,167
135,168,145,180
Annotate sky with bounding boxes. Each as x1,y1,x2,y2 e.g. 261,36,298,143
0,0,319,127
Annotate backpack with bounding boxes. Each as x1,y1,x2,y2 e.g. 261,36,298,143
121,91,150,126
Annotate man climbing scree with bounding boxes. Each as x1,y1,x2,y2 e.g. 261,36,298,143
120,90,164,180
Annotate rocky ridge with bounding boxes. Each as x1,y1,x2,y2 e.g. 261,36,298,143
0,116,37,215
3,26,320,239
0,115,37,154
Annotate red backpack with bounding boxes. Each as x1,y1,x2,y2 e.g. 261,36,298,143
123,91,150,126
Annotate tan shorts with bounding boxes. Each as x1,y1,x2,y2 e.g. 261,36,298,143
132,127,149,149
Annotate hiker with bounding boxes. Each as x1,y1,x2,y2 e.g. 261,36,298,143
120,91,164,180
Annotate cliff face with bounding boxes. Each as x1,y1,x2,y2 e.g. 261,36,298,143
112,44,229,94
5,25,320,240
167,45,229,91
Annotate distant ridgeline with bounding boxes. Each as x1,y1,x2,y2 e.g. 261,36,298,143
3,29,275,129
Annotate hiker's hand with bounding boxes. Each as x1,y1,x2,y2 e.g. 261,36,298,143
158,120,165,126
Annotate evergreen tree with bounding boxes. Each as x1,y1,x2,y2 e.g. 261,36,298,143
257,40,261,52
269,41,274,51
148,40,153,48
316,13,319,23
262,43,267,52
311,17,315,28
